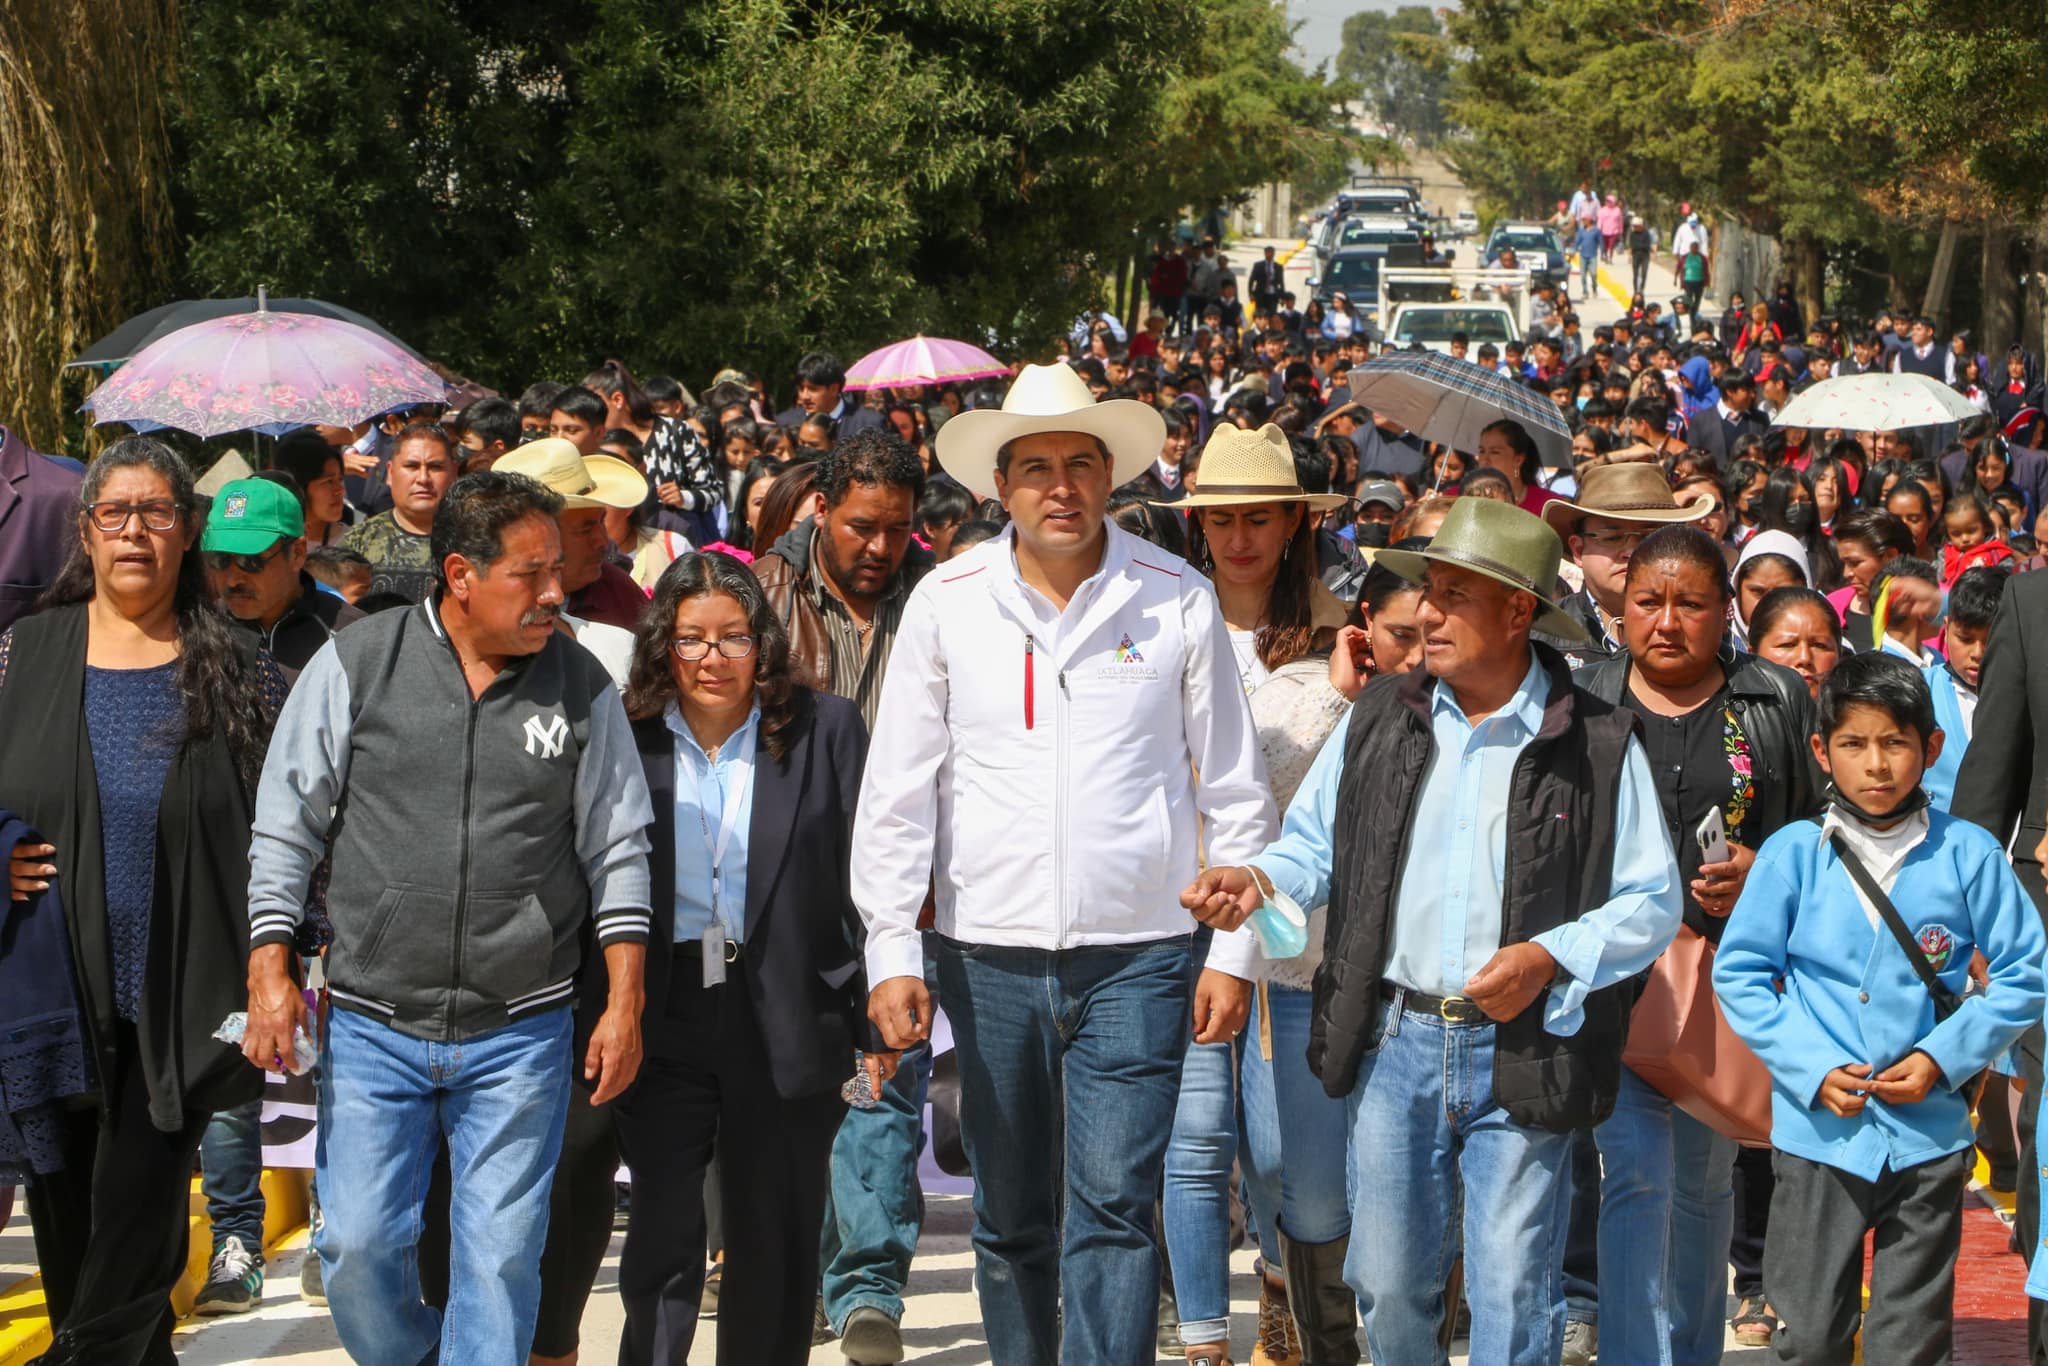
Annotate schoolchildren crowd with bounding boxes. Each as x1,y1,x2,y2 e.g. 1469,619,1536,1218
2,277,2048,1366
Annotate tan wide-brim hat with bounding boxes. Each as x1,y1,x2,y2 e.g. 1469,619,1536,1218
1539,461,1714,538
495,437,649,510
1377,496,1589,643
935,362,1165,500
1169,423,1349,512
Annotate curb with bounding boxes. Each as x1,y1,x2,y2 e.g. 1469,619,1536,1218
0,1170,310,1366
1275,237,1310,268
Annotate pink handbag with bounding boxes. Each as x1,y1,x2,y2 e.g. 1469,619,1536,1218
1622,925,1774,1146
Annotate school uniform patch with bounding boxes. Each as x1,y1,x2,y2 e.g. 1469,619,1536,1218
1915,923,1956,972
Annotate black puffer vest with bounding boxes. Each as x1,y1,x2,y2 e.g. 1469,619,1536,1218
1308,644,1641,1132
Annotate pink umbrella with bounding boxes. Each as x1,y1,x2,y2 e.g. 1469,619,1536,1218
843,335,1009,392
88,295,447,438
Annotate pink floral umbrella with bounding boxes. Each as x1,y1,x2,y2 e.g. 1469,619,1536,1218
843,335,1009,392
88,298,447,438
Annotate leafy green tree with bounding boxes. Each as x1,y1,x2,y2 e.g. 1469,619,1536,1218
1336,6,1450,148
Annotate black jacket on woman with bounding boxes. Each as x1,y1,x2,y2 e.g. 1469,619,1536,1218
579,684,877,1099
0,604,265,1132
1577,648,1822,938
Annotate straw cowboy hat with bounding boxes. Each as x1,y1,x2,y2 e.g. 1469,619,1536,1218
934,363,1164,501
1376,497,1590,643
1538,462,1714,538
1167,424,1350,512
495,437,649,510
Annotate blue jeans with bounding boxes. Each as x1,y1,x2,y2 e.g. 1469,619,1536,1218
821,932,937,1332
1563,1064,1676,1364
1163,1037,1238,1343
315,1005,573,1366
1240,983,1352,1256
1668,1108,1738,1366
200,1097,266,1253
1344,994,1573,1366
935,934,1193,1366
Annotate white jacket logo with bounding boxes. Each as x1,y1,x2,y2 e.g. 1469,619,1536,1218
523,713,569,759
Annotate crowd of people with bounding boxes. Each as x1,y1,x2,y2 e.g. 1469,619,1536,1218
3,241,2048,1366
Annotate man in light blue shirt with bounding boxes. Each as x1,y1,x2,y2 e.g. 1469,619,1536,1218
1186,497,1681,1366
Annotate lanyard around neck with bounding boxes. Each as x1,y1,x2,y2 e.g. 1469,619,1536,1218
692,734,755,924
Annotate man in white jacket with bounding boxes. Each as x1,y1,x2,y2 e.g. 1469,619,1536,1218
854,363,1277,1366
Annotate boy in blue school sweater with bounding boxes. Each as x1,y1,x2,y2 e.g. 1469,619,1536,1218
1921,564,2009,811
1715,652,2046,1363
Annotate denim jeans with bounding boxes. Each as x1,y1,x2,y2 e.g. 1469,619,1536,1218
820,932,937,1332
200,1097,267,1253
1344,994,1573,1366
1162,1037,1238,1343
315,1004,573,1366
1668,1108,1738,1366
935,934,1193,1366
1240,983,1351,1257
1562,1064,1676,1364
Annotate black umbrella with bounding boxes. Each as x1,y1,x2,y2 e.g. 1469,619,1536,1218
67,296,425,370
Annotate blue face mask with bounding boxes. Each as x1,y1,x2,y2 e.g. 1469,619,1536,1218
1575,396,1590,411
1246,878,1310,959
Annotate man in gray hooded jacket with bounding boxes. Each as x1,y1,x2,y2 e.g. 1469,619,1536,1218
241,472,654,1364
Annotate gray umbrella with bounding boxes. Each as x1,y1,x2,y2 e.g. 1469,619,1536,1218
1343,351,1574,468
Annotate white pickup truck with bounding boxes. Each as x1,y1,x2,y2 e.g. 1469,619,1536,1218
1383,301,1521,356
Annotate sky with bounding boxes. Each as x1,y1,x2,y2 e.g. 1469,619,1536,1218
1288,0,1422,72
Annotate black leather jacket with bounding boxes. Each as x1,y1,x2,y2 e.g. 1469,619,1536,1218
1576,648,1823,939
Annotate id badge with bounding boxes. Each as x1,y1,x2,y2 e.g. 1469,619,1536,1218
702,920,727,988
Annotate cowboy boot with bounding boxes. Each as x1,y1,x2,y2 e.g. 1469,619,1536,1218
1279,1229,1361,1366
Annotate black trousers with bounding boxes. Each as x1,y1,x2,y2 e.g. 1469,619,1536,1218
24,1024,210,1366
613,945,843,1366
1729,1144,1775,1300
1764,1148,1968,1365
531,1086,619,1356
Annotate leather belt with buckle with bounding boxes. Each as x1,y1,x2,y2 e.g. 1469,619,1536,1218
1381,982,1487,1025
679,938,742,963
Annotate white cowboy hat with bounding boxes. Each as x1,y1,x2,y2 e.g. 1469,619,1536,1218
495,437,649,510
1169,424,1349,512
935,362,1165,500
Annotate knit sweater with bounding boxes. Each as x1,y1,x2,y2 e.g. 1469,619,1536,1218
1249,657,1350,989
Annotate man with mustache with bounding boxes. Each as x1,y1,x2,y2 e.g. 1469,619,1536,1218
242,471,654,1365
753,427,933,1361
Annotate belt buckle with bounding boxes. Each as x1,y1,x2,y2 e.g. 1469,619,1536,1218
724,938,741,964
1439,995,1477,1023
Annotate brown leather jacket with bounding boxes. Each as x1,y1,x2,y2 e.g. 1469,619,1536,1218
752,520,932,695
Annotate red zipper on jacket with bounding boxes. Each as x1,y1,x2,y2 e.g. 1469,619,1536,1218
1024,634,1035,730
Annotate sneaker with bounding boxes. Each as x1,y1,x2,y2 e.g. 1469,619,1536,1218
812,1296,836,1347
1186,1353,1231,1366
1252,1276,1302,1366
840,1305,905,1365
1731,1297,1778,1348
700,1259,721,1317
194,1235,264,1315
299,1249,326,1308
1561,1318,1597,1365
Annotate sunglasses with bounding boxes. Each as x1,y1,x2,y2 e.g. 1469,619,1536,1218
202,542,288,575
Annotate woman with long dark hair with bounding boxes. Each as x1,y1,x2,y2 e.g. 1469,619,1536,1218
0,437,284,1364
1158,424,1364,1365
612,552,880,1365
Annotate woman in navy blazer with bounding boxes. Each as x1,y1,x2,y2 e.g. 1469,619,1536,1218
599,550,885,1366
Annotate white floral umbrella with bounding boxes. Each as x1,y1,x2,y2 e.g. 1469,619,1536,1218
1770,372,1977,432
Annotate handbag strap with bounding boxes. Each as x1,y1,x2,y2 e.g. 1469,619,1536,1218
1828,832,1961,1014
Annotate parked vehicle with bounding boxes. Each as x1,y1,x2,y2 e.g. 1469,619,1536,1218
1384,301,1521,355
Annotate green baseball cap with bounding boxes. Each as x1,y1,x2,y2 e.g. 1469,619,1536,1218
201,477,304,554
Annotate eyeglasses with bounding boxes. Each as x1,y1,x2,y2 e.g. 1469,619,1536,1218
1579,528,1652,551
671,635,757,661
86,500,182,533
202,543,288,575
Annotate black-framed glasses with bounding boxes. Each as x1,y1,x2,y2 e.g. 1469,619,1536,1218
202,542,288,575
86,500,182,533
671,635,757,661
